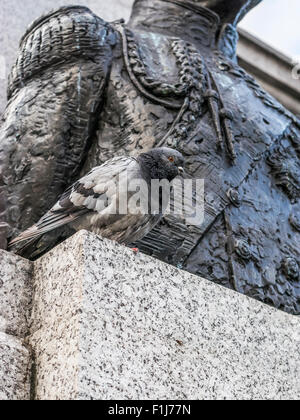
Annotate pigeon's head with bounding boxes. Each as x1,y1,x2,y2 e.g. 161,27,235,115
138,147,185,182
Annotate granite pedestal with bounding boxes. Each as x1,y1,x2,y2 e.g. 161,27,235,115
27,231,300,400
0,250,32,400
1,230,300,399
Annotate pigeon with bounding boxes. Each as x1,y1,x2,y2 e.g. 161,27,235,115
8,147,184,254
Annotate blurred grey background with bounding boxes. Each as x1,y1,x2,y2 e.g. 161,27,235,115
240,0,300,58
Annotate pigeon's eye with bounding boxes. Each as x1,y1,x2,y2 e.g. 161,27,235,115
168,156,175,163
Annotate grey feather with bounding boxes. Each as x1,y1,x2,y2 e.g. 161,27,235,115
9,148,184,252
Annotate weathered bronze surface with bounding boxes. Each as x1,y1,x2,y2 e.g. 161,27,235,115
0,0,299,314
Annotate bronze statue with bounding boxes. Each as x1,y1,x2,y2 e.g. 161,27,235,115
1,0,300,314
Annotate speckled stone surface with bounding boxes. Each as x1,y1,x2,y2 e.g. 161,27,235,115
0,250,33,337
30,230,300,400
0,332,31,400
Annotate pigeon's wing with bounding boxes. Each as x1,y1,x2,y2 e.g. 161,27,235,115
8,156,138,248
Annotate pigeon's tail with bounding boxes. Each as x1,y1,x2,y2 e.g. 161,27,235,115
9,235,41,256
8,210,86,251
8,224,42,249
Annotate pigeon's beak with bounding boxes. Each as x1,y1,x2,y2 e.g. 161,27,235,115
178,167,184,175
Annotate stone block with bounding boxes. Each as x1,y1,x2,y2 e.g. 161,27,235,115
30,230,300,400
0,250,33,337
0,332,31,400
